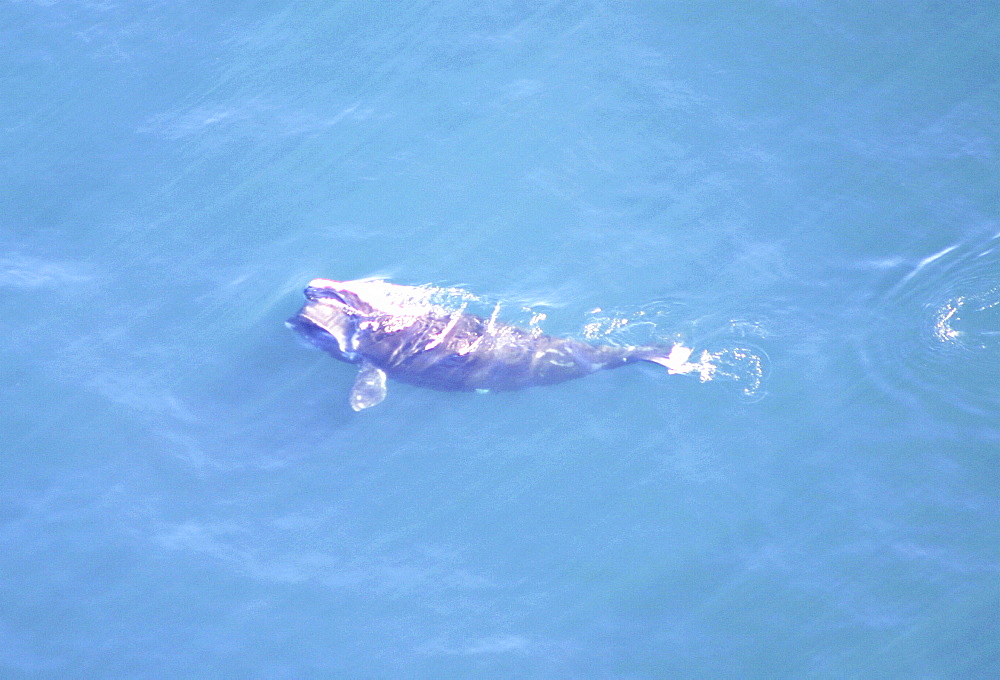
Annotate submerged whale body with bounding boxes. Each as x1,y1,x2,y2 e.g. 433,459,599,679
287,278,694,411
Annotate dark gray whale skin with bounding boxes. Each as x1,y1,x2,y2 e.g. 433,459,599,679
287,279,680,409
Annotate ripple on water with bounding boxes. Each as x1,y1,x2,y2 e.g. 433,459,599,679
860,231,1000,423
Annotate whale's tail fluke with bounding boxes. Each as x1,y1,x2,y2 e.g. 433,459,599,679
632,343,725,383
635,342,769,401
636,344,699,374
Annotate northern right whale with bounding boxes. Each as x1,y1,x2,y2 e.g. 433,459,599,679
287,278,698,411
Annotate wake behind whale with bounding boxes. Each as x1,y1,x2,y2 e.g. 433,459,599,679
286,278,716,411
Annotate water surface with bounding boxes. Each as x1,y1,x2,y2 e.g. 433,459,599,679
2,1,998,677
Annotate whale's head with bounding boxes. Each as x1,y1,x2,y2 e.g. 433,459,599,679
286,279,375,363
303,278,434,316
288,278,432,363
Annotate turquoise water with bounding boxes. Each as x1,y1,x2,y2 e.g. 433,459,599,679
3,2,999,677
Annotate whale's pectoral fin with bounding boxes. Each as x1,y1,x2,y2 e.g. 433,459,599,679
350,362,388,411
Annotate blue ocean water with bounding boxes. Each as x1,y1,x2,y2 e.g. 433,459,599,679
2,1,999,677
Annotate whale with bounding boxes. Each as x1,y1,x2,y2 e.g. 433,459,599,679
287,278,697,411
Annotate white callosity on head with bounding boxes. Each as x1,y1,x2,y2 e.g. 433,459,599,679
333,279,439,317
